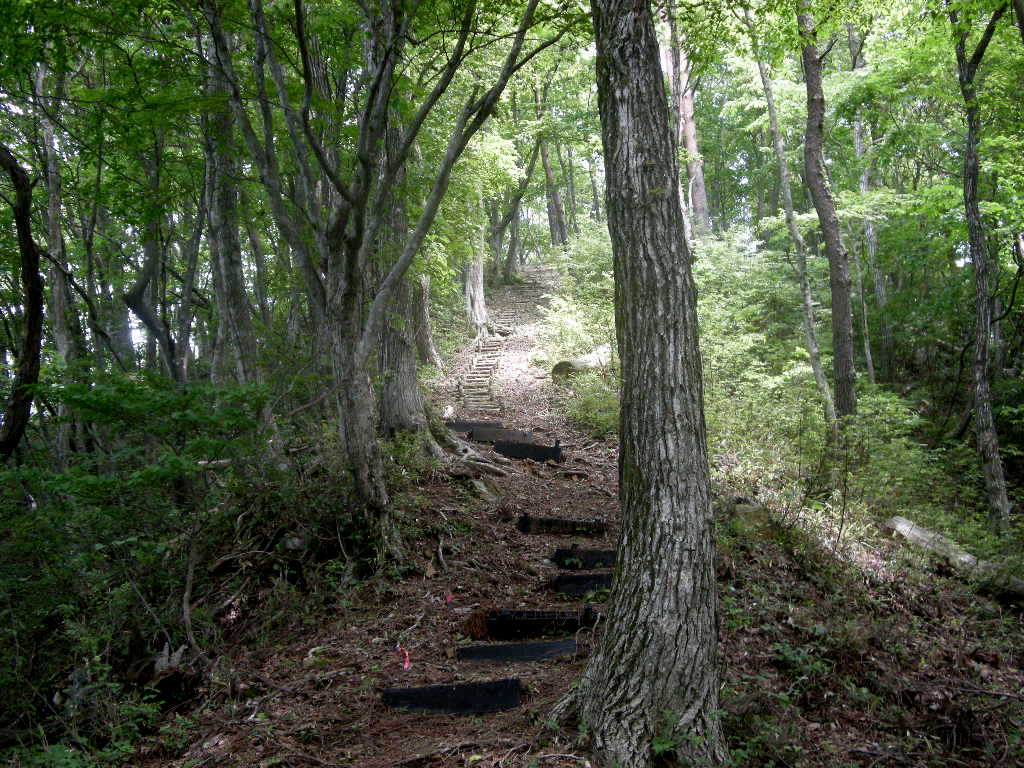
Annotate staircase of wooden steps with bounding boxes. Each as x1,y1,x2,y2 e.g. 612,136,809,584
382,267,615,716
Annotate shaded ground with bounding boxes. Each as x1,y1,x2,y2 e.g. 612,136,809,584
136,267,1024,768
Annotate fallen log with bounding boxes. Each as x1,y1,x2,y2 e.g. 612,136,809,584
883,515,1024,599
551,343,612,382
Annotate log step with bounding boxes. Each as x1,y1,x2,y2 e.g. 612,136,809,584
495,440,562,462
469,427,535,444
456,639,576,662
551,548,617,570
517,514,607,536
382,678,522,714
446,420,503,433
464,607,599,640
553,572,614,597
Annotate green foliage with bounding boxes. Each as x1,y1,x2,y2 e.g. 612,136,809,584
0,372,269,758
541,219,616,360
564,371,619,438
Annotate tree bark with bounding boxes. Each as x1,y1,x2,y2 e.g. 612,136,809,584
575,0,727,764
747,17,837,428
0,145,46,462
380,121,428,437
951,5,1012,534
799,3,857,420
414,273,443,368
381,278,427,436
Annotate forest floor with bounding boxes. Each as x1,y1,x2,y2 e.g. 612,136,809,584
138,267,1024,768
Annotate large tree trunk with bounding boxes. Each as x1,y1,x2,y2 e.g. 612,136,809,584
799,3,857,420
952,5,1012,534
380,120,428,437
0,145,46,462
575,1,727,765
748,22,836,428
381,278,427,436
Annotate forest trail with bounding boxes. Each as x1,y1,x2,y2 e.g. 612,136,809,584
139,269,1024,768
146,268,623,768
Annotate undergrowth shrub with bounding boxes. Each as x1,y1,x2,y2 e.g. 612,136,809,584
565,371,619,438
542,227,1023,577
1,363,444,764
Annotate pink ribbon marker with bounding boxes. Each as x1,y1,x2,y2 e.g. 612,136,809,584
397,644,410,670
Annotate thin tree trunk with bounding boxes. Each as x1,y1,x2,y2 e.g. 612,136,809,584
799,3,857,420
747,18,837,427
534,85,569,245
465,226,489,340
574,1,727,764
556,143,580,236
952,4,1012,534
35,64,82,463
848,27,893,382
587,154,602,220
0,145,46,462
540,140,568,245
851,239,876,385
125,146,180,383
206,48,260,386
503,209,521,282
664,3,711,234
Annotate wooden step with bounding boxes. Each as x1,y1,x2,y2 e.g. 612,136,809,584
382,678,522,714
446,420,503,433
517,514,607,536
551,548,617,570
494,440,562,462
464,607,599,640
469,427,534,444
456,638,576,662
553,572,614,597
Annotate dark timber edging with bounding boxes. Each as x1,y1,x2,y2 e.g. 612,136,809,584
553,572,614,597
551,548,617,570
456,638,576,662
382,678,522,714
446,420,503,433
517,514,607,536
494,440,562,462
464,607,599,640
469,427,535,443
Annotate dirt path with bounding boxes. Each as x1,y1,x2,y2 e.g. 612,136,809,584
148,269,620,768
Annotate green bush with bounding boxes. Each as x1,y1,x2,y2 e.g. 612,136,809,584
565,371,620,438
